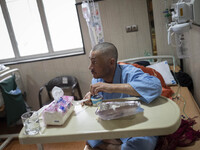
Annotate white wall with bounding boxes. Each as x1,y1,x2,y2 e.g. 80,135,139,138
184,25,200,107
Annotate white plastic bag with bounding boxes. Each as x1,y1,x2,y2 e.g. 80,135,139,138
95,101,143,120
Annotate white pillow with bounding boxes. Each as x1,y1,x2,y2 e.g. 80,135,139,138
147,61,176,85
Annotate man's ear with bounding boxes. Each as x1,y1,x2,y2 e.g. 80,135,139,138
110,58,116,66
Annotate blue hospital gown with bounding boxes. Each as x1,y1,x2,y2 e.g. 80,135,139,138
88,64,162,150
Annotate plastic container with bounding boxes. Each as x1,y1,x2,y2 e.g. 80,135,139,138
91,94,103,106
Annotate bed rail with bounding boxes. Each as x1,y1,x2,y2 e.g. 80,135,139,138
118,55,176,73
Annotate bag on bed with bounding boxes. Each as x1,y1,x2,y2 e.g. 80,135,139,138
174,71,194,94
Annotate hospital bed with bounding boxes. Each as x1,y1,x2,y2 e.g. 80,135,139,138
0,68,26,150
119,55,200,150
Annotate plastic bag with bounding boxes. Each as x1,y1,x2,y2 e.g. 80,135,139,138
95,101,143,120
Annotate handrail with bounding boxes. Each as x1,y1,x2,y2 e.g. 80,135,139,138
0,68,19,78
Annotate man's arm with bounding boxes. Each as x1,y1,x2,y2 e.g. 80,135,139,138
90,82,141,96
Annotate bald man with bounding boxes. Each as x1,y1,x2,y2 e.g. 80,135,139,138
84,42,162,150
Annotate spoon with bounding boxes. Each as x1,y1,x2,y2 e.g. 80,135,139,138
72,99,89,106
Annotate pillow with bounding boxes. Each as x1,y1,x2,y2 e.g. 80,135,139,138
147,61,176,85
118,62,174,98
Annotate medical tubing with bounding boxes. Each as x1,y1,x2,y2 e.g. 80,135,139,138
172,83,188,119
171,56,188,119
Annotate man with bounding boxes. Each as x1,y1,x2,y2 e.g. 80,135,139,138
84,42,162,150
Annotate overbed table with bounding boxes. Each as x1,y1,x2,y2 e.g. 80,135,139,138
19,96,181,150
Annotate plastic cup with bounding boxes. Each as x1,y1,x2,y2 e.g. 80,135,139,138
91,95,103,107
21,111,40,135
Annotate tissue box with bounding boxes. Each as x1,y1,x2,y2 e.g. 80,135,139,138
43,96,74,125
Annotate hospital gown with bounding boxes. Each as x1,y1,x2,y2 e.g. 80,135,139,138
88,64,162,150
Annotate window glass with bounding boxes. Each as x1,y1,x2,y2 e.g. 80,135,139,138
6,0,48,56
43,0,83,51
0,0,84,64
0,6,14,59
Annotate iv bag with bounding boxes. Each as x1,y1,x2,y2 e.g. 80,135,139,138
82,1,91,22
81,1,104,48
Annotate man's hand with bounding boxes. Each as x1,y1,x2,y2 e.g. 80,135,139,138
82,92,92,106
90,82,113,95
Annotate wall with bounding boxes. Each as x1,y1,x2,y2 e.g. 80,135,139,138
184,25,200,107
152,0,200,107
7,0,152,110
152,0,177,56
98,0,152,59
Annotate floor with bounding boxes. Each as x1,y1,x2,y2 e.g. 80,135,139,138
0,139,86,150
0,117,85,150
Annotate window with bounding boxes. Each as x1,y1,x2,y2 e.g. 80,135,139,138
0,5,14,60
0,0,84,65
43,0,83,51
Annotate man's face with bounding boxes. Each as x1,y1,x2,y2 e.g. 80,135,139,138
89,51,111,79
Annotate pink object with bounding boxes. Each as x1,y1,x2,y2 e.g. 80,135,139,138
43,96,74,125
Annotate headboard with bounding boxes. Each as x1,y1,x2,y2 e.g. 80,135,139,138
119,55,176,73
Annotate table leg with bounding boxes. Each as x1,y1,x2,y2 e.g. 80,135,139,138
37,144,44,150
0,137,13,150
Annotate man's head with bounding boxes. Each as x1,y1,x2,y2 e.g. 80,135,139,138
89,42,118,82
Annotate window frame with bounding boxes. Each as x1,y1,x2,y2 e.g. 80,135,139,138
0,0,85,65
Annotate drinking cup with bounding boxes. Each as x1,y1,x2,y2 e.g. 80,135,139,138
91,95,103,106
21,111,40,135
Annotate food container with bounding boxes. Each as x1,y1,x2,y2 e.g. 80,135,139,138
91,94,103,106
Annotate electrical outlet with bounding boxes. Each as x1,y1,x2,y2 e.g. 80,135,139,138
126,26,132,32
131,25,138,31
126,25,138,33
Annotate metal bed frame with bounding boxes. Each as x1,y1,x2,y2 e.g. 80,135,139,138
119,55,176,71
